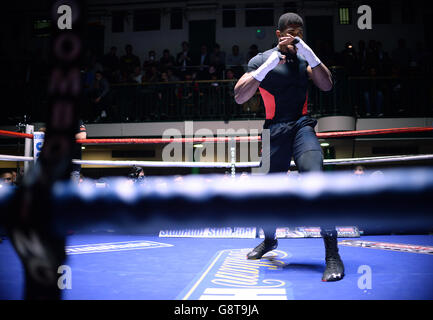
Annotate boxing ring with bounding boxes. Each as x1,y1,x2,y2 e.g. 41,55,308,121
1,126,433,300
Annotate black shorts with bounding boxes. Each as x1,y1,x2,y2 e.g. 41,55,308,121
262,116,322,173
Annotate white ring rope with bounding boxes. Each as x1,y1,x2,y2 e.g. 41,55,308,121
74,160,260,168
0,155,34,162
324,154,433,165
1,154,433,167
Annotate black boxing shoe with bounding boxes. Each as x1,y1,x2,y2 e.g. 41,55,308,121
322,235,345,282
247,239,278,260
322,255,345,282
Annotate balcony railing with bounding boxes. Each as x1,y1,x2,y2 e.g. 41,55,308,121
3,68,432,125
100,80,265,122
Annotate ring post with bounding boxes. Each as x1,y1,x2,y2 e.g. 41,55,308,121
32,131,45,164
230,137,236,179
23,125,34,174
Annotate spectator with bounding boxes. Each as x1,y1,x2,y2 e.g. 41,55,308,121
225,69,238,117
159,49,176,70
194,44,211,80
202,64,219,80
206,67,222,116
366,39,379,71
178,71,198,117
157,71,173,119
132,66,144,83
0,171,14,186
120,44,141,77
143,50,158,70
176,41,193,74
102,46,120,82
92,70,111,122
128,166,146,184
11,170,17,185
209,43,226,77
353,165,365,176
226,45,245,79
225,69,236,80
160,71,169,82
375,41,392,76
363,67,384,117
167,68,180,82
144,65,160,82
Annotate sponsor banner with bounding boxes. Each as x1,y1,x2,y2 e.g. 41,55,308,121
177,248,294,300
65,240,173,255
33,131,45,162
159,227,257,239
259,226,361,238
339,240,433,255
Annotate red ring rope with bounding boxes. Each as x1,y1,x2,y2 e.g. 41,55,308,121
1,127,432,143
0,130,33,139
77,136,260,144
316,127,433,138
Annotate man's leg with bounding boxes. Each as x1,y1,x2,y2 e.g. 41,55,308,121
320,227,345,281
293,125,344,282
247,123,292,260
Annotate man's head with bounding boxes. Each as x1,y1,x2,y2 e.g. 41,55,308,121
160,71,168,81
276,12,304,54
353,165,365,176
95,70,103,80
0,171,13,185
225,69,234,79
129,166,144,179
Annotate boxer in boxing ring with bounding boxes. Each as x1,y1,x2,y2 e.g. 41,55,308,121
1,4,433,300
234,12,343,281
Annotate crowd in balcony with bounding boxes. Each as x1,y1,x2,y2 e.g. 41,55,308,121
90,38,432,85
3,37,432,125
80,38,431,121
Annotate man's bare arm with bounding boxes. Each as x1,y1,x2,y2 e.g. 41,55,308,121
234,73,261,104
307,64,333,92
234,51,286,105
